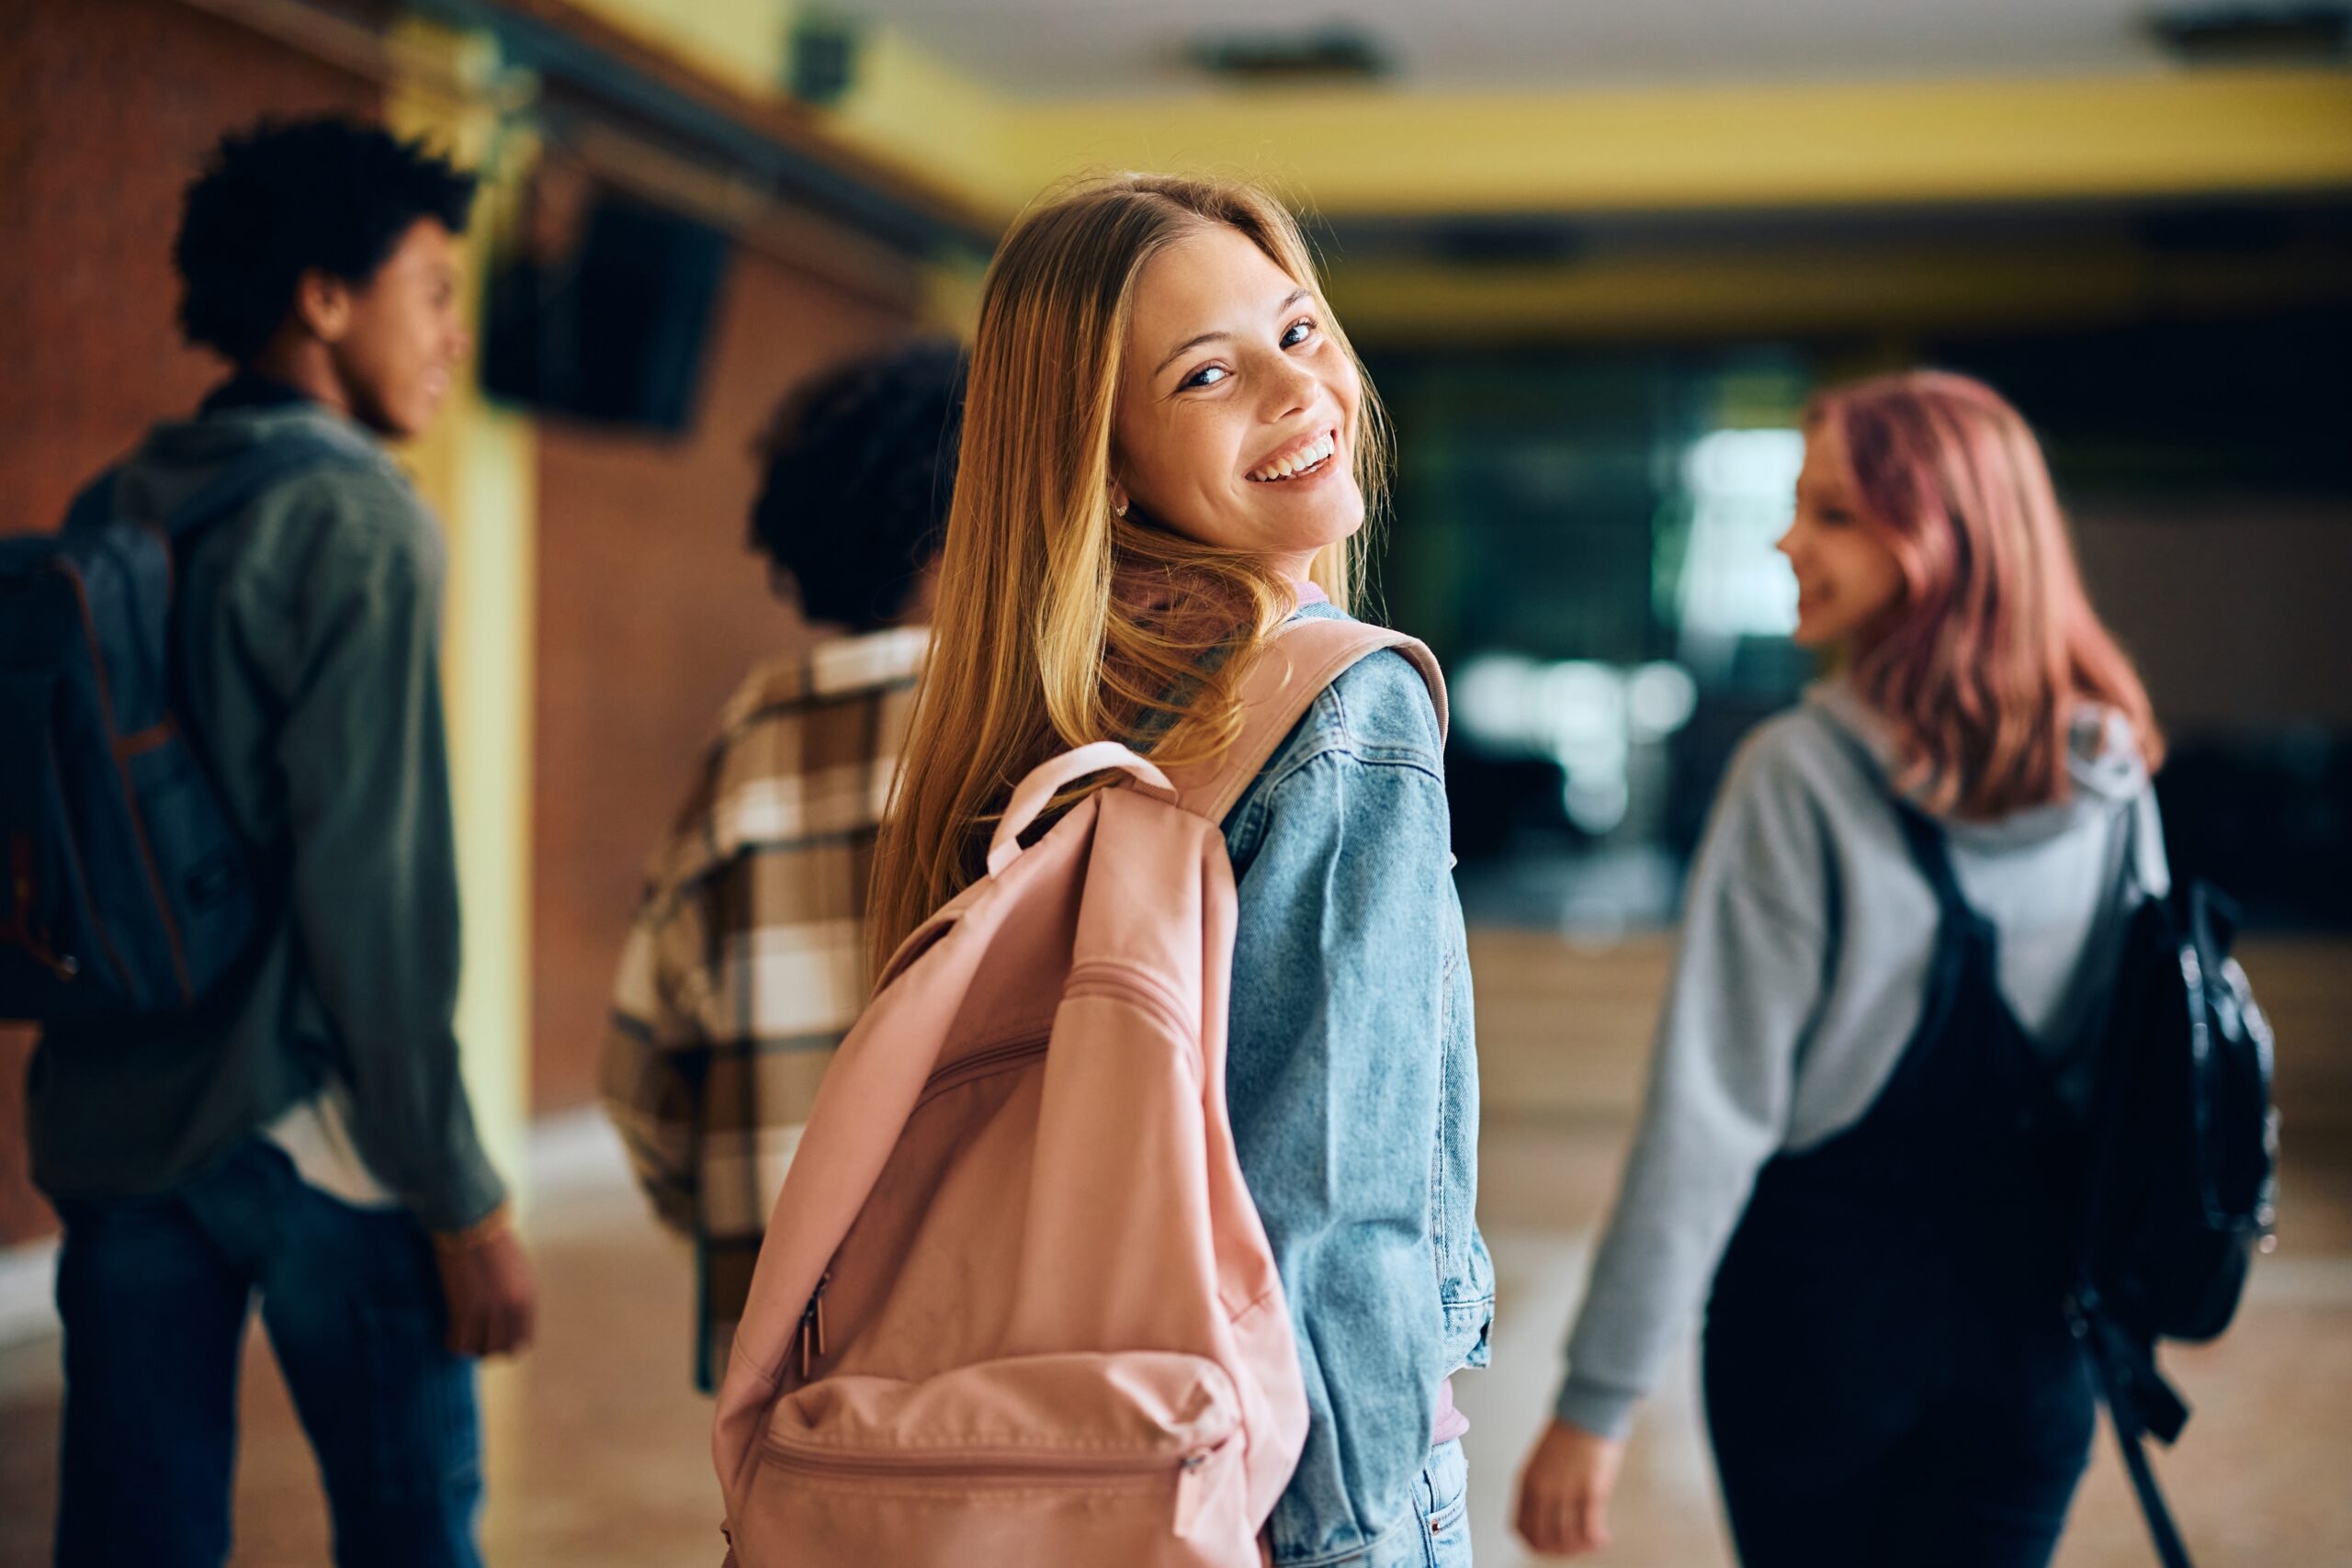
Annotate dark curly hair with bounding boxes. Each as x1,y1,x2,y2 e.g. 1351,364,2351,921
750,342,967,631
175,118,477,363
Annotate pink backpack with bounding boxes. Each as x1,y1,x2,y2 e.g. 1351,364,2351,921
710,617,1447,1568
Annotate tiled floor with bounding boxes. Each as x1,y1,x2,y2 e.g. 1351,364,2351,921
3,931,2347,1566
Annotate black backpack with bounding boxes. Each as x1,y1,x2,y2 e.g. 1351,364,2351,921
0,430,369,1021
2070,844,2278,1568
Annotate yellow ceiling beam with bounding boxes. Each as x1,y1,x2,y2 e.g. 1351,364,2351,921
820,27,1018,220
989,70,2352,217
560,0,791,101
467,7,2352,227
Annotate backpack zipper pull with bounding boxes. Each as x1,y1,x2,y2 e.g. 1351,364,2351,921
798,1270,832,1378
1173,1450,1212,1538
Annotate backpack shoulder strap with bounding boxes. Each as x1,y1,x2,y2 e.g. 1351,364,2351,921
1809,706,1984,926
1163,616,1448,827
61,468,126,535
1888,798,1978,925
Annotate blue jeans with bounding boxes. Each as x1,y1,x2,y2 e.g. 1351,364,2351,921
1417,1438,1472,1567
51,1137,481,1568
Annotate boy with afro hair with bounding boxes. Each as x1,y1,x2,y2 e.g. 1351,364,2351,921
32,117,531,1567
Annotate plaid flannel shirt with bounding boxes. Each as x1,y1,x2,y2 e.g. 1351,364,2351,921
601,626,925,1390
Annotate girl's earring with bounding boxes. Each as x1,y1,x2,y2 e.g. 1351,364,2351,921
1112,495,1129,519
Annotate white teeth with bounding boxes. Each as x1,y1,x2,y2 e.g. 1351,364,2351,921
1252,434,1335,482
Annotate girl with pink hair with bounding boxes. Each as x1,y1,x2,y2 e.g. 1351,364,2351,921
1514,370,2167,1566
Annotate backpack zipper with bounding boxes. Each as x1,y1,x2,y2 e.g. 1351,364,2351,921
759,1432,1225,1532
913,1036,1047,1109
811,1013,1168,1367
762,1431,1216,1489
796,1038,1047,1379
797,1270,831,1380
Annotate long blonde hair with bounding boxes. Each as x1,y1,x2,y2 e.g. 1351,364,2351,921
868,174,1388,973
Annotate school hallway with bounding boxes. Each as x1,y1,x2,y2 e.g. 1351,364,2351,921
2,930,2346,1568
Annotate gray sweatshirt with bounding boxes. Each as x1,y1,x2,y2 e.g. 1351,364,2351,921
1553,679,2168,1438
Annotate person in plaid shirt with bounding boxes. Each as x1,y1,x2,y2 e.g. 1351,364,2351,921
601,342,965,1390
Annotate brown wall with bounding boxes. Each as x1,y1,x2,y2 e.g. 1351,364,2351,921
0,0,380,1247
528,250,917,1111
0,0,379,533
2075,498,2352,733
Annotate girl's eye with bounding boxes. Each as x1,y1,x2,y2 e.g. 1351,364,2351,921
1182,364,1229,389
1282,318,1317,348
1817,506,1852,526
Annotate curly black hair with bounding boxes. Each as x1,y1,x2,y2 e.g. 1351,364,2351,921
750,341,967,632
174,118,477,363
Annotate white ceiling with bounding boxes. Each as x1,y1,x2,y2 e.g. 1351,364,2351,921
841,0,2196,97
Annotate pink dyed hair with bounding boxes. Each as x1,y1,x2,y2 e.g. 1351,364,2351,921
1810,369,2163,818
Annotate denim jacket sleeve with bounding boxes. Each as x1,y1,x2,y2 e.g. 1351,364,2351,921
1221,647,1459,1568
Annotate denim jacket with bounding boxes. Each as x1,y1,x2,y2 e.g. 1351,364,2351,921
1220,604,1494,1567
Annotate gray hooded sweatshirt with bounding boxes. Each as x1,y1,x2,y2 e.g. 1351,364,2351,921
1554,679,2168,1438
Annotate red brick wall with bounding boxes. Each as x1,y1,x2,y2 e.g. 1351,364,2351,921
0,0,380,1247
0,0,380,536
528,250,917,1111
